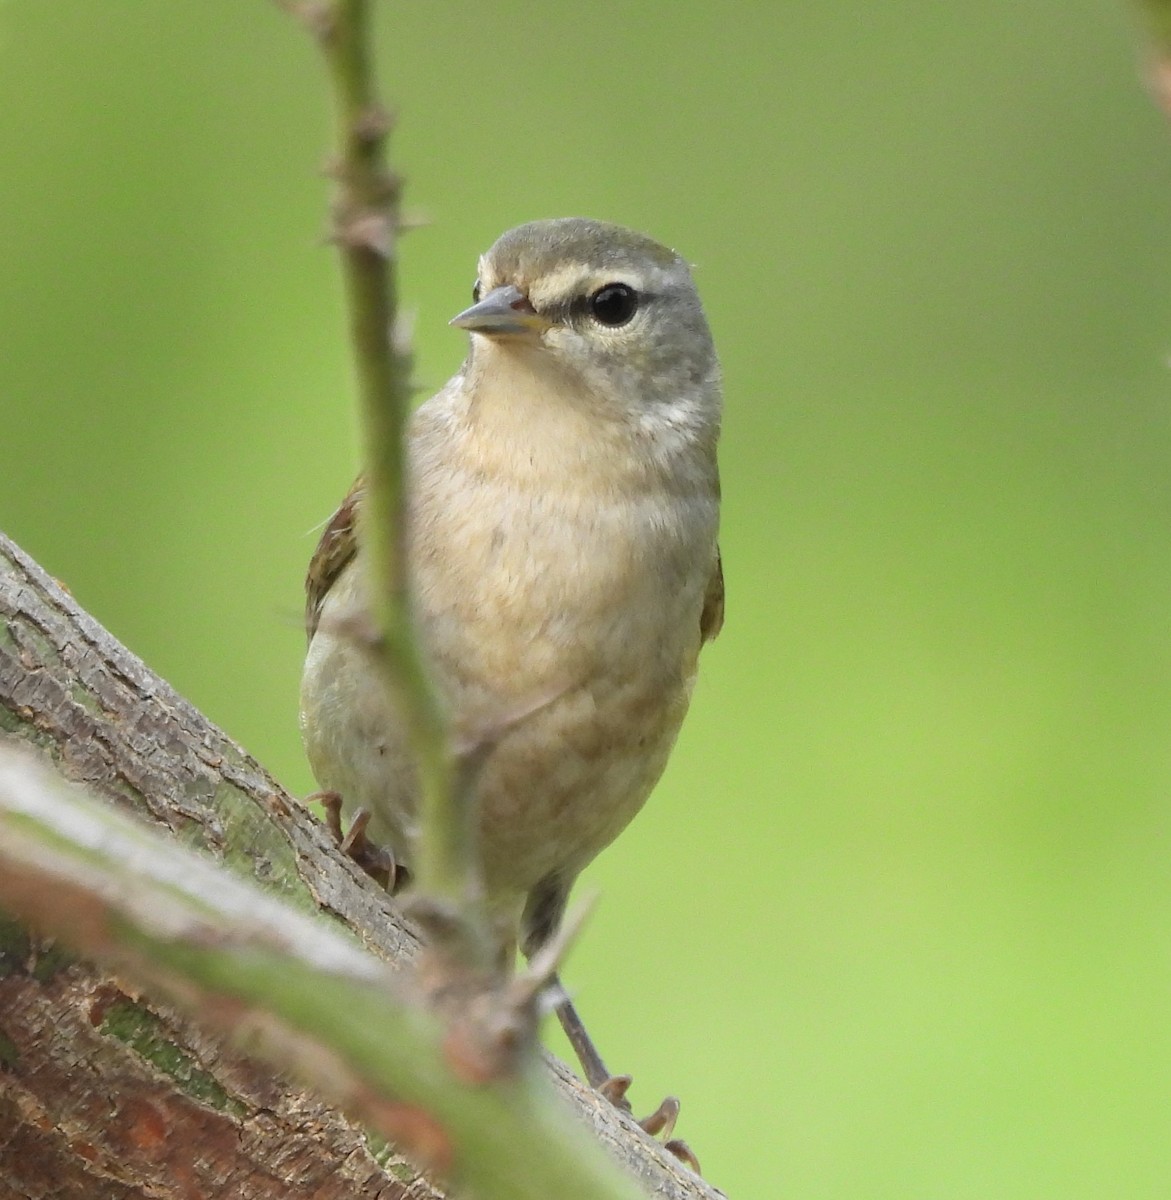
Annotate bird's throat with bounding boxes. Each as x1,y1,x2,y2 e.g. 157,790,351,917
456,342,646,493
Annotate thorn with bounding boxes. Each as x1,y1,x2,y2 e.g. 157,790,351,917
353,103,395,144
534,978,566,1019
273,0,332,40
305,2,337,42
331,209,393,258
399,209,431,233
391,309,416,358
441,999,530,1085
511,893,598,1005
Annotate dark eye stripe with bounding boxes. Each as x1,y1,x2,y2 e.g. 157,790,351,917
561,286,655,327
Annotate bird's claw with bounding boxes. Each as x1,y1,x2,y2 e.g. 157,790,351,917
553,992,701,1173
636,1093,680,1140
313,790,402,891
596,1074,699,1172
662,1138,701,1174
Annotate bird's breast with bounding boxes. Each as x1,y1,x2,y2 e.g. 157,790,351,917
401,451,714,896
409,452,714,710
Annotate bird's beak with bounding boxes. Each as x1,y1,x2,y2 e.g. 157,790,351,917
450,284,550,336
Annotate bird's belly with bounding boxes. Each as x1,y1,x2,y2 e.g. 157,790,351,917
301,486,708,908
468,653,693,901
413,487,705,892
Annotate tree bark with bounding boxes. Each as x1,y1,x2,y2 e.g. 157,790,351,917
0,531,721,1200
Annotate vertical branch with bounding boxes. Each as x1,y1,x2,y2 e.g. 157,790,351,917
299,0,481,934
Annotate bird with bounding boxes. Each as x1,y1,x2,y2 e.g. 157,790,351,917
299,217,723,1146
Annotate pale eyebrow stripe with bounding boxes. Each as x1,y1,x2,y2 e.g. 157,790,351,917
530,265,650,311
530,263,592,306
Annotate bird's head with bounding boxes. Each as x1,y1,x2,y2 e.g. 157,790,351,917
451,218,721,437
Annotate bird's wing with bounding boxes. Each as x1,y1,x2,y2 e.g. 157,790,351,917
700,546,725,643
305,477,363,641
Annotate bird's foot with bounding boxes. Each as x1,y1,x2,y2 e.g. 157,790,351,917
312,790,405,892
553,986,701,1173
597,1074,700,1173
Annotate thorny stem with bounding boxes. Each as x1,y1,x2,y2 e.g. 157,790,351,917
305,0,486,951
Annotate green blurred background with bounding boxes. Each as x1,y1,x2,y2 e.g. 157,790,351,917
3,2,1170,1196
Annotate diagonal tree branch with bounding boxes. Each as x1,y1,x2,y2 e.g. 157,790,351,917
0,750,651,1200
0,531,723,1200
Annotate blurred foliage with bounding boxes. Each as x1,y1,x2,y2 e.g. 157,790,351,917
1139,0,1171,50
1,3,1170,1197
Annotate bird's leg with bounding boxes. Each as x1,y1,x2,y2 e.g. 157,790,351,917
520,881,700,1169
311,790,405,892
552,980,613,1089
549,974,701,1174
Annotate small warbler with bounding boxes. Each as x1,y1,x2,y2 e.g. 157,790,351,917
300,217,723,1150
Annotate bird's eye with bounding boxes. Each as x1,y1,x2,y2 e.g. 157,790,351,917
472,280,482,303
588,283,638,327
